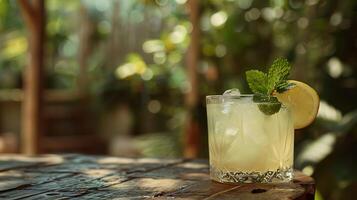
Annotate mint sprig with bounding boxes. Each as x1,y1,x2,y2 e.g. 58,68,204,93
246,70,268,94
267,58,291,94
246,58,293,95
245,58,294,115
253,94,282,115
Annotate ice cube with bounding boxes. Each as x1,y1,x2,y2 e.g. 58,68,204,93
222,88,240,113
222,102,233,114
223,88,241,96
225,127,239,136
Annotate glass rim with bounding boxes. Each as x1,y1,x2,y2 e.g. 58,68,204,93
206,94,253,100
206,94,287,107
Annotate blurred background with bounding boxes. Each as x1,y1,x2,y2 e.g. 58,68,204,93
0,0,356,199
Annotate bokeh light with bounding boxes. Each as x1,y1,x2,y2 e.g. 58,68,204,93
210,11,228,27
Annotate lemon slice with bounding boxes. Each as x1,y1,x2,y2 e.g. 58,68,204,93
275,80,319,129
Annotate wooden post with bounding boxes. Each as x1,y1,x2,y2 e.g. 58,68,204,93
77,5,94,97
106,1,120,69
184,0,200,158
18,0,45,154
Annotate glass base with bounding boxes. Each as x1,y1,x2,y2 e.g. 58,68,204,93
210,166,293,183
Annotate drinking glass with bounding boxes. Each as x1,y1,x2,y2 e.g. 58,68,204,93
206,95,294,183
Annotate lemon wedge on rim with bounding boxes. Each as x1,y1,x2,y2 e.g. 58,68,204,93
274,80,320,129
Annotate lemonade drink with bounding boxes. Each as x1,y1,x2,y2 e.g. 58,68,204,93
206,94,294,183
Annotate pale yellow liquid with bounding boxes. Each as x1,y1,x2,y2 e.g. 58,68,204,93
207,98,294,181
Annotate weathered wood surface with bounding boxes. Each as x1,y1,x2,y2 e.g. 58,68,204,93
0,154,315,199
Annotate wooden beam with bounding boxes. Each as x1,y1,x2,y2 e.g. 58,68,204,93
185,0,199,108
18,0,45,154
184,0,201,158
17,0,37,31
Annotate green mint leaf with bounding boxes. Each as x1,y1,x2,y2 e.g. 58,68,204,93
276,81,296,93
252,94,272,103
246,70,268,94
267,58,291,94
253,94,281,115
258,103,281,115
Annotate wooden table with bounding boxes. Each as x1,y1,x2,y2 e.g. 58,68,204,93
0,154,315,199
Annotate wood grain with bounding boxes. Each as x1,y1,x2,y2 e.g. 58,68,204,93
0,154,315,199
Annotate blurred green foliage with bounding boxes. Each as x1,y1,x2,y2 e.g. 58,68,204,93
0,0,357,199
0,1,26,88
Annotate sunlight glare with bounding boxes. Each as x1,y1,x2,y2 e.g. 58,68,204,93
143,40,165,53
327,57,343,78
210,11,228,27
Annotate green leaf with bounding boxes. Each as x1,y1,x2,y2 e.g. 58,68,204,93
267,58,291,94
276,81,296,93
258,103,281,115
253,94,281,115
246,70,268,94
